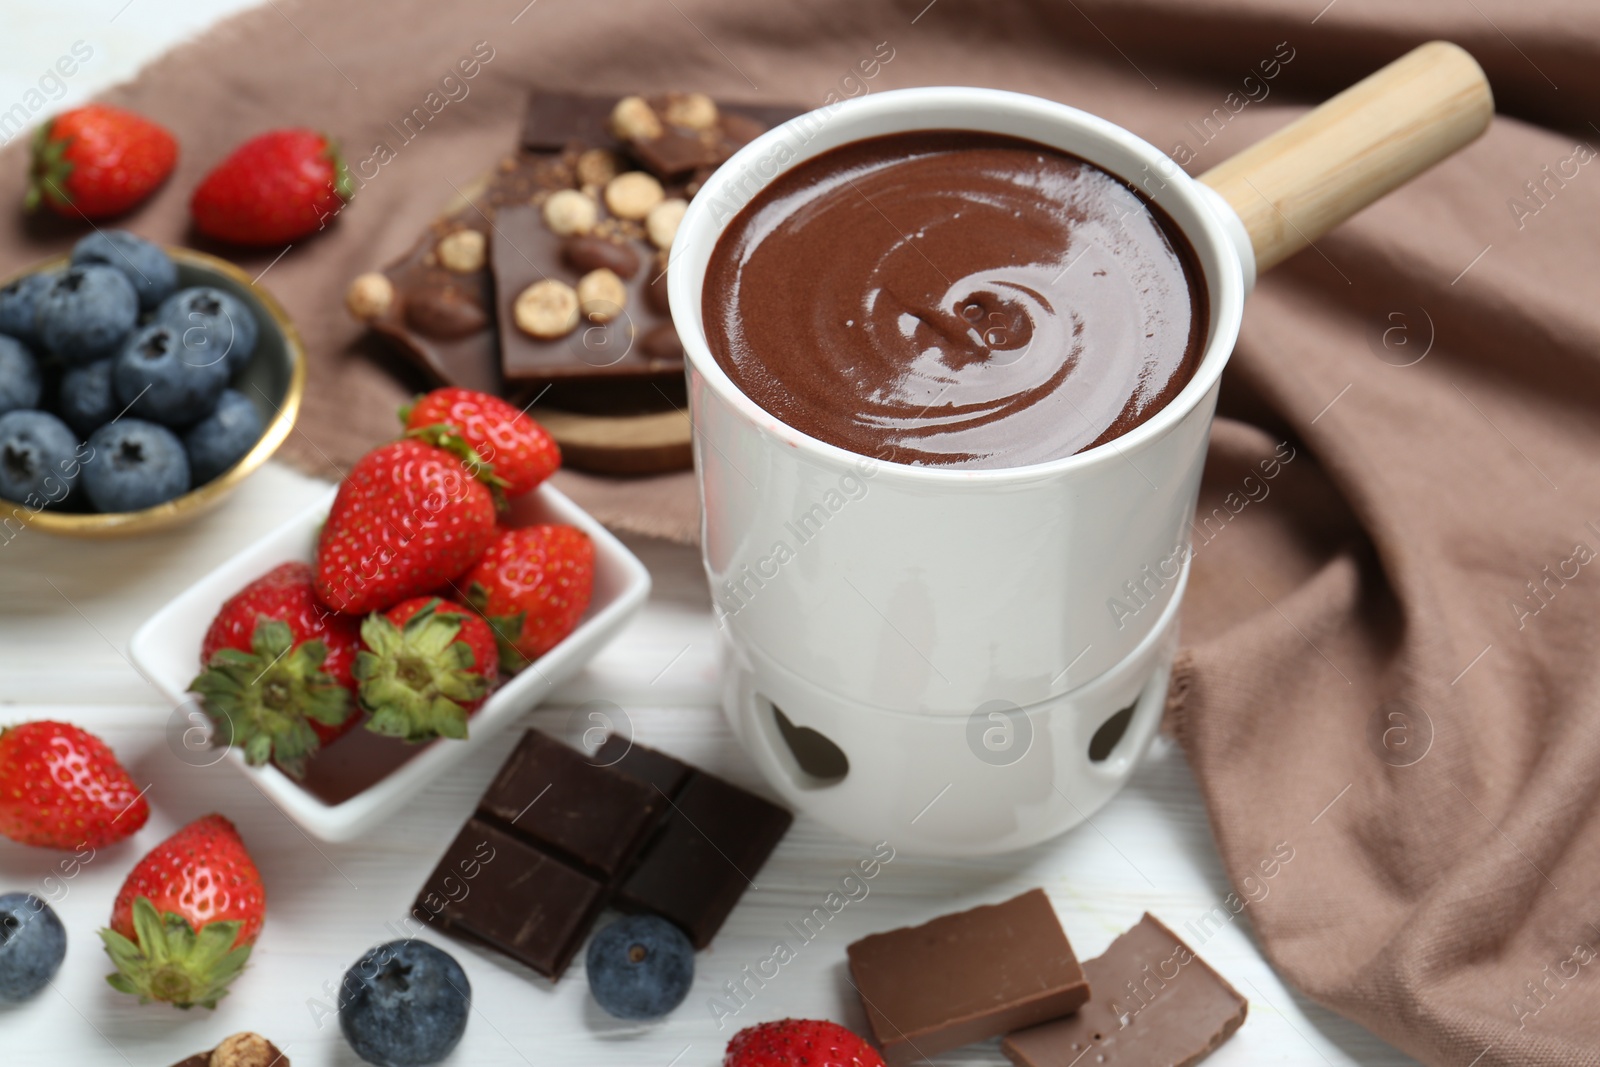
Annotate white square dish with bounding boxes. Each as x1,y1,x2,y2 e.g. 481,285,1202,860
128,481,651,842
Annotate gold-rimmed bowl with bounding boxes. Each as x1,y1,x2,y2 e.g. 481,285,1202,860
6,246,305,538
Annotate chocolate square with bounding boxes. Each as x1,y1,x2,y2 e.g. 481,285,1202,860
595,733,693,795
847,889,1090,1065
412,730,791,982
479,729,662,876
522,90,617,151
415,817,605,979
1002,914,1248,1067
616,773,793,947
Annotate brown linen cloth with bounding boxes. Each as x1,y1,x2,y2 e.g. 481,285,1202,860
4,1,1600,1062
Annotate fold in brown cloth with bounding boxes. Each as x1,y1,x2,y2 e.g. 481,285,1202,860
4,1,1598,1063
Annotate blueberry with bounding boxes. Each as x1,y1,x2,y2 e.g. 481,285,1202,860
0,335,41,416
71,230,179,312
0,893,67,1002
113,323,228,427
184,389,263,484
0,272,55,346
339,939,470,1066
155,286,259,376
58,359,118,437
34,265,139,366
585,915,694,1020
83,419,190,512
0,411,82,508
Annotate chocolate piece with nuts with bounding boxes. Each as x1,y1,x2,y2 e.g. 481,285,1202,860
610,92,771,181
168,1032,289,1067
353,90,800,441
492,202,679,386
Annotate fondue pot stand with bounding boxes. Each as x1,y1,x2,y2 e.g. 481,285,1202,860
669,43,1493,855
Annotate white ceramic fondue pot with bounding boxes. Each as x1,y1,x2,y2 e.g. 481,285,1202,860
669,43,1492,855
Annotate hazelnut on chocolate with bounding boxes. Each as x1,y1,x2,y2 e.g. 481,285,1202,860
577,268,628,324
562,235,642,279
210,1033,276,1067
662,92,719,131
345,272,394,321
604,172,665,221
515,279,580,339
610,95,663,141
646,198,688,251
542,189,599,237
575,148,623,188
436,229,486,273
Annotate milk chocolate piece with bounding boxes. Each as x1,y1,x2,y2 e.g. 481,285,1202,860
412,729,791,979
1002,914,1248,1067
847,889,1090,1066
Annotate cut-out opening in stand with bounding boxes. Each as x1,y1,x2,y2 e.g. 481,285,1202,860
1088,702,1137,763
768,700,850,787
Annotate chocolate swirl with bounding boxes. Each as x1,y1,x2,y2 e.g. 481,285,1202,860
703,131,1207,469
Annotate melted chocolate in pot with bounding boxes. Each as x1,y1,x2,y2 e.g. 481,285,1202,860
703,131,1208,469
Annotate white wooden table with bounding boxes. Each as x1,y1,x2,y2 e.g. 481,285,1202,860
0,7,1414,1065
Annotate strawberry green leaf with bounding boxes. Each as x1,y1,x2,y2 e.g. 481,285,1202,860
100,897,251,1010
188,614,352,779
355,601,485,743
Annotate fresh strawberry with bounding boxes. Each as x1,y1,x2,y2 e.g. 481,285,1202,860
725,1019,886,1067
313,438,497,615
26,104,177,219
190,562,360,778
0,721,149,849
401,388,560,497
190,128,352,245
101,813,264,1009
355,597,498,742
463,525,594,669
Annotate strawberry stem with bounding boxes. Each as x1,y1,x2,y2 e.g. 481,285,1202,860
100,897,251,1010
355,600,486,743
189,615,352,779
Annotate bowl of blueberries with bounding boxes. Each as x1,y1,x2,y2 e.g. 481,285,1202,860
0,230,304,537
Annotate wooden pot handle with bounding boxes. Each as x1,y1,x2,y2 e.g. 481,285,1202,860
1200,41,1494,274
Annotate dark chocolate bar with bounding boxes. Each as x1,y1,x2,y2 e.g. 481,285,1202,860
847,889,1090,1066
412,729,791,979
1002,913,1248,1067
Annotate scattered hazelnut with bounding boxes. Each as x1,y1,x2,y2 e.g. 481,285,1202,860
610,95,663,141
514,279,580,339
344,272,394,321
662,92,719,130
577,268,628,323
646,198,688,251
210,1032,275,1067
575,148,623,188
542,189,599,236
435,229,486,273
604,172,665,221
